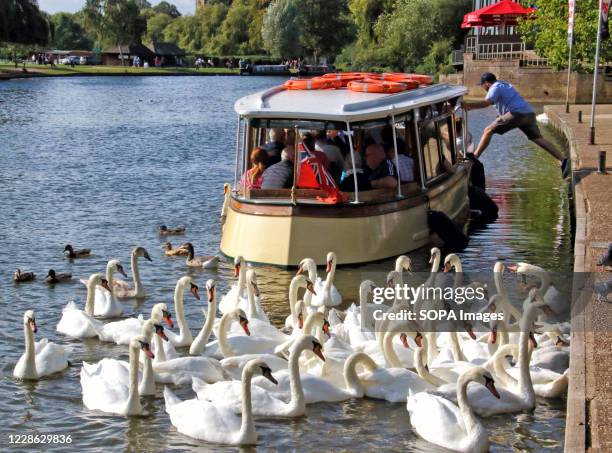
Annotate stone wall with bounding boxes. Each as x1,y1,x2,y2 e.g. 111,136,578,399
441,53,612,103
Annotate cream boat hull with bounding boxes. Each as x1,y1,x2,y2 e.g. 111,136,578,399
220,166,470,266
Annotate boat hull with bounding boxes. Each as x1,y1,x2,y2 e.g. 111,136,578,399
220,166,470,266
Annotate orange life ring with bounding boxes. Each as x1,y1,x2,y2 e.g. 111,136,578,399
381,72,433,85
319,72,371,87
284,77,342,90
364,76,420,90
347,80,408,94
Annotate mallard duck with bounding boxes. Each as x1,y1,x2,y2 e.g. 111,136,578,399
185,243,219,269
159,225,186,235
46,269,72,284
13,269,35,282
162,242,190,256
64,244,91,259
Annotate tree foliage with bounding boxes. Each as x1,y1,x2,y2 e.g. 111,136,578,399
82,0,146,47
153,1,181,18
261,0,303,57
0,0,50,45
50,12,92,49
517,0,612,71
162,2,228,54
145,12,173,42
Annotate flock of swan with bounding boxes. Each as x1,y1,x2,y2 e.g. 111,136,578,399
12,245,571,452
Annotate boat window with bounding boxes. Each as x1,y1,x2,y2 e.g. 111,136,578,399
420,116,455,182
249,118,345,131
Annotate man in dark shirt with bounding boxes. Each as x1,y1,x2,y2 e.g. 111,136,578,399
261,146,295,189
263,128,285,165
364,144,398,189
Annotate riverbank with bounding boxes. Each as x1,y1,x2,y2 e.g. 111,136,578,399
0,63,239,80
545,104,612,452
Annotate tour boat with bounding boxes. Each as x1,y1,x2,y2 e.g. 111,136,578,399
220,75,472,266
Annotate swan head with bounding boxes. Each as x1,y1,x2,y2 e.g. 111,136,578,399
443,253,460,272
89,273,112,292
233,256,245,277
294,300,305,328
360,280,376,297
466,367,500,399
494,261,505,273
246,270,259,297
291,274,316,296
245,359,278,385
325,252,337,273
205,279,216,302
179,276,200,300
519,288,547,342
429,247,441,264
134,246,152,262
23,310,37,333
395,255,412,273
232,309,250,336
304,312,330,337
296,257,316,276
294,335,325,361
132,335,154,359
413,331,423,348
108,259,127,278
152,303,173,328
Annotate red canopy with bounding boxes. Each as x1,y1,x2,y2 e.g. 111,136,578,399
461,0,536,29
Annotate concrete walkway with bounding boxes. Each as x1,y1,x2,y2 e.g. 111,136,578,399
545,104,612,452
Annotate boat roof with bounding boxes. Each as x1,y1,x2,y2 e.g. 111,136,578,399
234,83,468,122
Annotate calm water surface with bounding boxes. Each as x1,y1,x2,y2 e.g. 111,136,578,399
0,76,570,452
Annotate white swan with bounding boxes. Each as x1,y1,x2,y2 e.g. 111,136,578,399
219,255,248,314
193,334,325,417
296,257,319,312
343,280,378,347
343,352,435,402
14,310,69,380
165,276,200,348
93,259,127,318
283,274,316,329
80,335,153,416
311,252,342,308
56,273,107,339
407,367,500,453
112,246,152,298
164,358,278,446
492,262,522,324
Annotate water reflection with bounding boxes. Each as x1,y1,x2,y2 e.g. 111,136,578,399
0,77,569,451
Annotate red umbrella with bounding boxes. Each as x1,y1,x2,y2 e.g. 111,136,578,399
461,0,536,29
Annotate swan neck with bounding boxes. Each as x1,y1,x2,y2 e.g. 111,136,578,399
246,282,256,319
494,269,505,295
288,343,306,412
85,279,96,315
324,259,336,287
457,373,479,435
239,366,256,442
518,329,535,401
126,343,142,414
106,263,115,289
383,331,402,368
154,333,166,363
288,279,300,326
344,353,376,397
450,331,466,362
174,280,192,344
190,296,216,355
431,253,441,273
24,323,37,377
131,252,143,295
218,313,234,358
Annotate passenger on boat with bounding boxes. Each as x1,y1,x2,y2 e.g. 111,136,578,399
264,128,286,165
364,144,398,189
381,125,406,156
327,130,350,156
386,147,415,183
314,130,344,182
241,147,269,190
300,132,330,166
261,146,295,189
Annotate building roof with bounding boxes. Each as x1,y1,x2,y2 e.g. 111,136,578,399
234,83,468,122
147,42,186,56
103,44,156,57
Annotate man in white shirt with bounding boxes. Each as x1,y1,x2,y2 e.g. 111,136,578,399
314,130,344,182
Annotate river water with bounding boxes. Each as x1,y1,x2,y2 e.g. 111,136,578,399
0,76,570,451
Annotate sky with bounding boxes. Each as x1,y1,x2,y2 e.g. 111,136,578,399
38,0,196,16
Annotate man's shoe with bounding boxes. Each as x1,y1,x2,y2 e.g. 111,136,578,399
561,158,570,179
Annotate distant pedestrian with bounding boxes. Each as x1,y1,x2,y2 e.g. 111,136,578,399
465,72,568,178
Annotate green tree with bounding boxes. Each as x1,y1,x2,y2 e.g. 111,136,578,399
153,1,181,18
296,0,354,62
50,12,92,49
213,0,267,55
145,12,173,42
0,0,50,45
82,0,147,64
415,39,454,76
517,0,612,71
261,0,303,57
163,2,227,54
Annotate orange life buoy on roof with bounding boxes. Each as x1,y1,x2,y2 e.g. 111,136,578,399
284,77,342,90
346,80,408,94
380,72,433,85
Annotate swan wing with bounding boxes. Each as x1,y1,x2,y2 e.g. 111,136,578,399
99,316,143,345
112,278,134,298
93,287,124,318
362,369,435,403
80,359,129,414
56,302,102,339
35,340,69,376
219,285,242,314
164,388,243,444
153,357,227,385
407,392,469,450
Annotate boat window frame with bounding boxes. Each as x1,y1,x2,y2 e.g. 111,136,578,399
418,111,459,188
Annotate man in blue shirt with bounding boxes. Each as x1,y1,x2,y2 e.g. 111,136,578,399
466,73,568,177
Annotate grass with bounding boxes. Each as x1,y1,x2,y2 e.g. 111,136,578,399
0,63,240,78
